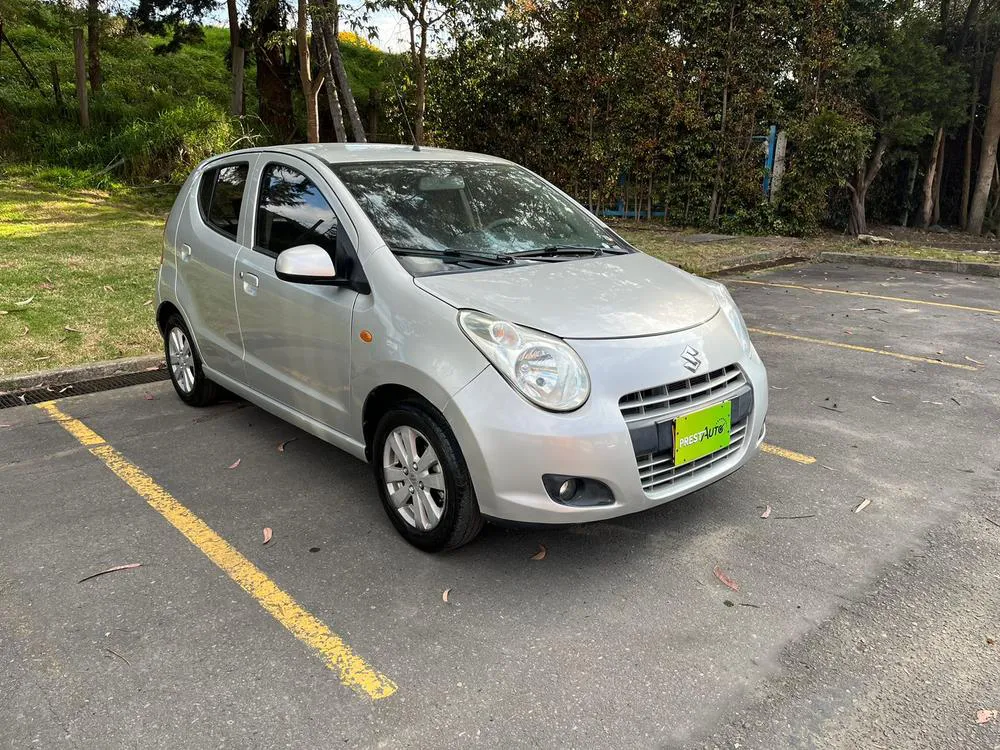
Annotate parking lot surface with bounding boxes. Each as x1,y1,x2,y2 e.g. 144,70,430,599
2,262,998,749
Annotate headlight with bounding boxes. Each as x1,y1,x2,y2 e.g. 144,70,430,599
704,280,752,352
458,310,590,412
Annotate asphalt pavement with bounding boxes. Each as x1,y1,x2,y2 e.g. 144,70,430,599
1,261,998,749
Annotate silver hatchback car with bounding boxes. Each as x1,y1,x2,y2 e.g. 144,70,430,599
157,144,768,550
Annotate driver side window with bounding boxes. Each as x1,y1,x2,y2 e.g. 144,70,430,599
255,163,338,257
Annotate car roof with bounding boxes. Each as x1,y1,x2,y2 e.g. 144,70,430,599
264,143,511,165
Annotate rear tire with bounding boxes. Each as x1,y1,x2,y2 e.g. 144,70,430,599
163,313,220,407
372,400,484,551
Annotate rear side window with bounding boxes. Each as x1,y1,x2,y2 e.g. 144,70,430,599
198,163,249,239
255,163,338,256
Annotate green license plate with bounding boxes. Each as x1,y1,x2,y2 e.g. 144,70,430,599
674,401,732,467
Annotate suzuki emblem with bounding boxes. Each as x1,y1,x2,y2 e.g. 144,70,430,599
681,345,702,373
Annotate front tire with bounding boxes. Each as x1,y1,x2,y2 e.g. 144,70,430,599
163,313,220,407
372,400,483,551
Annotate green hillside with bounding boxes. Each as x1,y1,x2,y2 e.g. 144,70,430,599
0,0,396,187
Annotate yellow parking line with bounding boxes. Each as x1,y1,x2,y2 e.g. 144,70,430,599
761,443,816,464
747,327,978,371
732,279,1000,316
36,400,397,701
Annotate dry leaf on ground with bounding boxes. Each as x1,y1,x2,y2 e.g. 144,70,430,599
713,566,740,592
78,563,142,583
263,527,273,544
227,459,241,469
143,393,154,401
530,545,547,561
278,438,297,453
442,588,451,603
760,505,772,519
15,296,34,306
976,710,997,725
854,498,871,513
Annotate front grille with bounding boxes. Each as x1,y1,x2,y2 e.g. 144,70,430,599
618,365,746,425
635,416,749,495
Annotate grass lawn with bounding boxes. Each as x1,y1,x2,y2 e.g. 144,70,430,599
2,177,998,379
0,178,165,378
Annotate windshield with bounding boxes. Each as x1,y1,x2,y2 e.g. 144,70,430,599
328,161,632,265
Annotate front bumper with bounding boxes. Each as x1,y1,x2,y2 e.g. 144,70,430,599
443,313,768,524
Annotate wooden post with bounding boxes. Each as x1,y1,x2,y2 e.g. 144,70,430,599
50,60,65,112
73,28,89,128
230,46,245,116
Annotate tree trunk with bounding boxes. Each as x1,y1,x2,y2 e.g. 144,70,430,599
931,134,945,225
847,134,890,236
413,51,427,146
967,44,1000,234
848,188,867,236
86,0,101,93
226,0,242,115
328,30,366,141
50,60,65,113
226,0,240,50
230,46,245,116
317,31,347,142
901,157,918,226
919,127,943,228
297,0,324,144
960,35,983,230
257,56,295,141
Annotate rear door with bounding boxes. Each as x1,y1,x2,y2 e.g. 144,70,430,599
175,155,258,378
234,158,360,434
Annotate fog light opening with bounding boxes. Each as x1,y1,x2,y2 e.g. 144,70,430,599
543,474,614,507
557,479,580,502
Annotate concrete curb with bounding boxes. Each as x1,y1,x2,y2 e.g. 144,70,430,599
819,251,1000,277
707,252,809,277
0,354,165,394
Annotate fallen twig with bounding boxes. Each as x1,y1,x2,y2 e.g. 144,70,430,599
985,517,1000,530
105,647,131,666
78,563,141,584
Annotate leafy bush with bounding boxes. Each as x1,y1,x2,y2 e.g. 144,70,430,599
112,98,252,183
774,110,872,235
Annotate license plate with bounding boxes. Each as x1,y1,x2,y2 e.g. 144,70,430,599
674,401,732,467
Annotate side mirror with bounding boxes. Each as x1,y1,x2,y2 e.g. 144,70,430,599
275,244,336,284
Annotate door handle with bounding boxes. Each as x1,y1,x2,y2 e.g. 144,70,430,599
179,244,192,261
242,272,259,296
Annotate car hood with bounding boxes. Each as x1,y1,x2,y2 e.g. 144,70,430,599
413,252,720,339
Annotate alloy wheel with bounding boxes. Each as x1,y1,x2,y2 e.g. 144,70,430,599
167,326,196,394
382,425,447,531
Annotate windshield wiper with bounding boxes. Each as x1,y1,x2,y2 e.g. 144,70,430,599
388,244,514,266
510,245,629,259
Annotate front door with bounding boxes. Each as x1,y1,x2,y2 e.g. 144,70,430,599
234,159,359,434
174,155,257,378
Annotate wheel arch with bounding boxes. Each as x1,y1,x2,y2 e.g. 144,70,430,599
156,301,207,361
362,384,439,462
